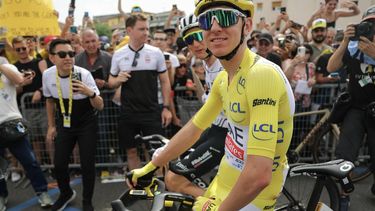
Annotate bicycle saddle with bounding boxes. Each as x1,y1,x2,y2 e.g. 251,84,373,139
291,159,354,179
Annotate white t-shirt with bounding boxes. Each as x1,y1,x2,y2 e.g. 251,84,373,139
203,59,227,128
0,64,22,124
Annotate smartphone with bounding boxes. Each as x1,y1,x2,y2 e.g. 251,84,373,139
297,46,306,57
70,26,78,34
278,37,285,49
280,7,286,13
329,72,340,78
84,11,89,17
353,0,358,5
72,71,82,81
164,54,170,61
172,4,177,10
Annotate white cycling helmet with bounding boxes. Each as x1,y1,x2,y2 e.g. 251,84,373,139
179,14,199,37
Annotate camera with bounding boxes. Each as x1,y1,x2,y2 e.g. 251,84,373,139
350,21,375,41
297,46,306,57
164,54,170,60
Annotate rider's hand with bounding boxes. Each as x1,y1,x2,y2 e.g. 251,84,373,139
193,196,219,211
126,162,158,188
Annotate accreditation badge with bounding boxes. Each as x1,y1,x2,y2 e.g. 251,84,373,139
63,115,71,128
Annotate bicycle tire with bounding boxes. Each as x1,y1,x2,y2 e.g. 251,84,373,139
311,122,372,182
276,170,340,211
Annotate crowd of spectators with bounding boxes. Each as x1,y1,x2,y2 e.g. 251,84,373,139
0,0,371,210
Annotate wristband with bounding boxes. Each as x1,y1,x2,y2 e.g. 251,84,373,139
163,105,170,110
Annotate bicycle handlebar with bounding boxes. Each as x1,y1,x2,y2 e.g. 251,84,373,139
151,192,195,211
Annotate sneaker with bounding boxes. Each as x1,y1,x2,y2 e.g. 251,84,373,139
38,192,53,208
339,195,350,211
0,197,7,211
11,171,21,182
51,190,76,211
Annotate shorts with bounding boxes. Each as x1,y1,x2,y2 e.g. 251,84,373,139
169,125,227,182
23,108,47,140
118,118,163,149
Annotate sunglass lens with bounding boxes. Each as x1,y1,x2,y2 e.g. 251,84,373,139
57,51,67,58
199,9,239,30
68,51,75,57
184,31,204,45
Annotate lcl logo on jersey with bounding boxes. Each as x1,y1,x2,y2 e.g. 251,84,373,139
229,102,245,113
252,123,276,141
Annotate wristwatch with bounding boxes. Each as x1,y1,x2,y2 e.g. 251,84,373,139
90,92,97,99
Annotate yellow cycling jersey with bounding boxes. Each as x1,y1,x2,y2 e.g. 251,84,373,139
192,48,295,210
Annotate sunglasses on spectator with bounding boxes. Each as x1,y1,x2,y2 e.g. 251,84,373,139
15,47,27,52
198,8,246,30
313,28,326,33
183,30,204,45
51,51,76,58
178,63,187,68
132,52,140,67
154,37,167,41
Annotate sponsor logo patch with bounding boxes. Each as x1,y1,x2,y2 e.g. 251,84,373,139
252,98,276,107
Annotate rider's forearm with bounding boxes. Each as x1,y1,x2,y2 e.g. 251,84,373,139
152,121,203,167
219,155,273,211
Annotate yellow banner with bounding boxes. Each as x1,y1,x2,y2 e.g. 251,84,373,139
0,0,61,38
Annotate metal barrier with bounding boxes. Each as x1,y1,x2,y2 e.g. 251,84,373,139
18,84,344,169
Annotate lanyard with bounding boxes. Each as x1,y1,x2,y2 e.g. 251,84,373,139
55,69,73,117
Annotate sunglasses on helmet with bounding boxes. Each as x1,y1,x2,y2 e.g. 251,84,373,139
52,51,76,59
183,30,204,45
198,8,246,31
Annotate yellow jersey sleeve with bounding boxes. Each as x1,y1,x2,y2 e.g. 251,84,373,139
192,71,225,130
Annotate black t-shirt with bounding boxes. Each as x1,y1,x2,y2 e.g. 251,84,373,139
14,58,42,94
343,50,375,108
266,52,282,68
173,74,193,97
316,53,347,82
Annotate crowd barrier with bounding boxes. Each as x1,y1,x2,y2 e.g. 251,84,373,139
18,84,343,169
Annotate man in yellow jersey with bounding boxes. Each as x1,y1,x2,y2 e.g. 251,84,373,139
127,0,295,210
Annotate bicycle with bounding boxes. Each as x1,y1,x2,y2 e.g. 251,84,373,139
288,108,372,182
276,159,355,211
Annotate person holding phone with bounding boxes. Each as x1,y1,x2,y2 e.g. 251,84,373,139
307,0,360,29
108,14,172,171
43,39,103,211
327,6,375,210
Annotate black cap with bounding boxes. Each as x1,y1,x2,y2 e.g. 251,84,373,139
258,33,273,44
362,5,375,22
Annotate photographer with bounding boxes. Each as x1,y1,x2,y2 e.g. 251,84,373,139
327,6,375,211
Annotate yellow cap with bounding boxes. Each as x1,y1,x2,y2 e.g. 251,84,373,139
194,0,254,17
312,18,327,30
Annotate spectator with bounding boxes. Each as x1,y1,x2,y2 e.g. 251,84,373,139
173,54,194,97
39,35,58,72
307,0,360,29
12,36,47,165
75,29,112,90
108,14,172,171
75,29,114,172
327,6,375,210
325,27,337,46
0,64,53,210
43,39,103,211
23,36,42,59
256,33,282,67
309,18,332,62
284,44,316,110
0,43,8,65
247,29,261,51
151,29,180,85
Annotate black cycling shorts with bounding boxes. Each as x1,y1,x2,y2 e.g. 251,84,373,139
169,125,227,183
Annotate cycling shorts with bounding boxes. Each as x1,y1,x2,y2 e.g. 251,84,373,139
169,125,227,184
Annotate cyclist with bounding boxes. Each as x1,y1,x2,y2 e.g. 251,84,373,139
128,0,295,210
161,14,227,197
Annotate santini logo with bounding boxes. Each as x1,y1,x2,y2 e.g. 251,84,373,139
253,98,276,107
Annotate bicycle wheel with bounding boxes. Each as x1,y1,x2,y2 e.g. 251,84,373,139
312,123,372,182
275,170,340,211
